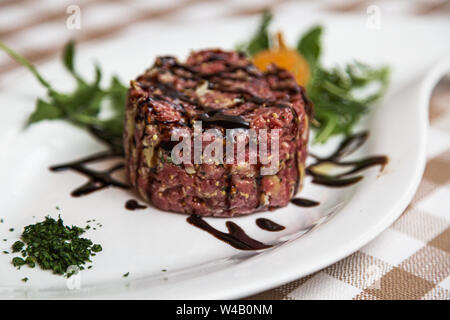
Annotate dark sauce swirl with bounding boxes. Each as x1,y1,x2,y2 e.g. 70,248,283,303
306,131,388,187
49,150,129,197
187,214,271,250
125,199,147,210
255,218,285,232
290,198,320,207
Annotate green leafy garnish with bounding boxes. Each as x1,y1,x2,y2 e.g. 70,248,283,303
306,62,389,143
10,216,102,277
240,13,390,143
0,40,128,152
237,10,273,56
297,27,389,143
0,42,52,89
297,25,323,70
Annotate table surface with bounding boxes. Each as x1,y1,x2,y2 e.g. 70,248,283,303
1,0,449,300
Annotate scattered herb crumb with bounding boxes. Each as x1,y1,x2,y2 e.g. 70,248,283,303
12,257,26,268
21,277,28,283
1,218,3,223
3,251,9,254
10,215,102,277
25,257,36,268
9,228,14,232
161,269,167,272
123,272,129,278
12,240,24,253
91,244,102,252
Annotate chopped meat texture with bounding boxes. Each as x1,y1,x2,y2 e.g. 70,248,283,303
124,49,311,217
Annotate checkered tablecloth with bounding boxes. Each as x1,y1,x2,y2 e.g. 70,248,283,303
1,0,449,300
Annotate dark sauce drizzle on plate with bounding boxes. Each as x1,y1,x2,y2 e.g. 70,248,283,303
255,218,285,232
49,150,129,197
306,131,388,187
290,198,320,207
290,131,388,206
187,214,272,250
125,199,147,210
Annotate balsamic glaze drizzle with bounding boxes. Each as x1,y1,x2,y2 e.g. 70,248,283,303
198,112,250,129
143,55,308,131
49,150,129,197
290,198,320,207
125,199,147,210
306,131,388,187
187,214,272,250
309,174,363,188
256,218,285,232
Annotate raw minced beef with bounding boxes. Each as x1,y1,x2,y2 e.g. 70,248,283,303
124,49,311,217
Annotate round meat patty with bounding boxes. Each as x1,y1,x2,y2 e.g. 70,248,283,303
124,49,312,217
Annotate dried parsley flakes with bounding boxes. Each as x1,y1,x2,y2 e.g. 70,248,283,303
10,216,102,277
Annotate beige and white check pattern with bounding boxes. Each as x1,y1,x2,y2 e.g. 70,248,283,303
1,0,449,300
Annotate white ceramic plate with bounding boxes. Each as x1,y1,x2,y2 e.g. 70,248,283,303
0,12,449,299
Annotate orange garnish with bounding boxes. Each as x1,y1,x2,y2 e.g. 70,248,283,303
253,32,310,86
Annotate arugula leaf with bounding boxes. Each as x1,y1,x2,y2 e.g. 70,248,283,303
0,41,128,152
238,10,272,56
28,99,63,124
297,25,323,70
295,22,389,143
108,76,128,113
303,51,390,143
0,41,52,90
62,40,76,74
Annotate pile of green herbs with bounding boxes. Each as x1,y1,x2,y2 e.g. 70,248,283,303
239,11,390,143
11,216,102,277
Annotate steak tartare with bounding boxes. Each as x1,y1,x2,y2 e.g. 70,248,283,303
124,49,311,217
